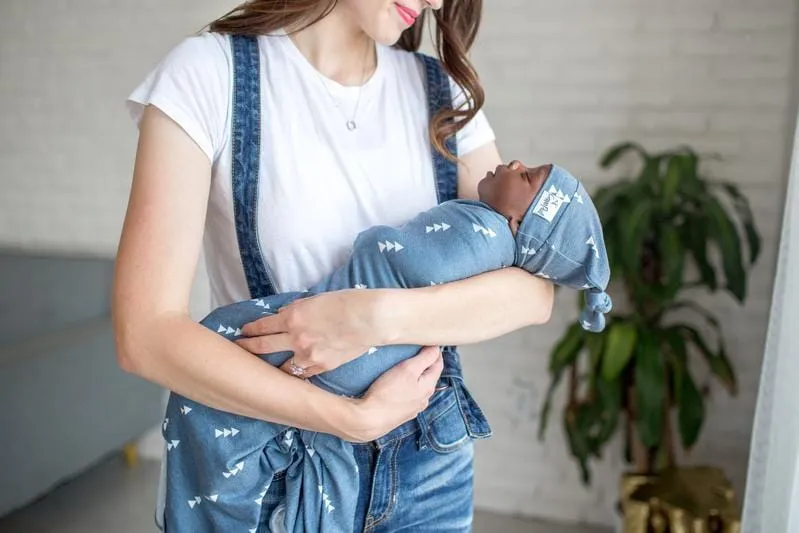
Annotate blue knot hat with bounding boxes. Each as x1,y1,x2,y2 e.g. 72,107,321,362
514,165,613,332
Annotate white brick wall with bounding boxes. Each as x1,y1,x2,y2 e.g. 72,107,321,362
464,0,799,526
1,0,796,527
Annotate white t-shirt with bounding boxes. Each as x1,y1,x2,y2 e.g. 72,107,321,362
127,32,495,308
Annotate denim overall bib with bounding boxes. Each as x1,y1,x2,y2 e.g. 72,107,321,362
156,35,492,533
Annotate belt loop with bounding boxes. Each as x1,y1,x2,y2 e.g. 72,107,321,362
415,409,430,450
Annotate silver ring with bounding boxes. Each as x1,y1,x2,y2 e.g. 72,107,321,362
289,358,306,377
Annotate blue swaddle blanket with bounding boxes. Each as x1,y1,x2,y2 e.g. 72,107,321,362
161,165,611,532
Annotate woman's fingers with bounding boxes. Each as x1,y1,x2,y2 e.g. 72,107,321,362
401,345,442,376
240,313,287,337
420,349,444,382
235,332,293,355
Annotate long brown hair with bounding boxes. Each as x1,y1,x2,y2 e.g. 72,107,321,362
208,0,484,159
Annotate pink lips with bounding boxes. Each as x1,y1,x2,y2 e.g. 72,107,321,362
395,3,418,25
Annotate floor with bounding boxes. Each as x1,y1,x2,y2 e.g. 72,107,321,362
0,456,610,533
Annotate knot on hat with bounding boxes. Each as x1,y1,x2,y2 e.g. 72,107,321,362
579,290,613,333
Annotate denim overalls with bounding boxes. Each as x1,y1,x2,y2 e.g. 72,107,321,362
156,34,493,533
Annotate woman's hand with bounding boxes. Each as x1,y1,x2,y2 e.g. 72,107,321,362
338,345,444,443
235,290,388,378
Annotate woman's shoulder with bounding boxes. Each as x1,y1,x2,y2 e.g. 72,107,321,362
159,32,233,74
126,32,234,162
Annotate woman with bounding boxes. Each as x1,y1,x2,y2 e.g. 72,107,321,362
113,0,553,531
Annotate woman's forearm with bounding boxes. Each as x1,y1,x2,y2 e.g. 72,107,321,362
376,267,554,347
115,312,354,436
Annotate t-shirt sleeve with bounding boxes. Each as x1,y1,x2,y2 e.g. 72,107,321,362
126,33,231,163
449,76,496,156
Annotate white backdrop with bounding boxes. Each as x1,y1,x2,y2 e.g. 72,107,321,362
741,114,799,531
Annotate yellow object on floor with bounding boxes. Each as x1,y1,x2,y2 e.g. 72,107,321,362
122,443,139,469
620,467,741,532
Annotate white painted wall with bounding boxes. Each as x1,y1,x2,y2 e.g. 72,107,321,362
1,0,796,527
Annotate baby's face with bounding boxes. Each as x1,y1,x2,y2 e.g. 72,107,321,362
478,162,551,235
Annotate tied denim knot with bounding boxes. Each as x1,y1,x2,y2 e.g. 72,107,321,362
579,290,613,333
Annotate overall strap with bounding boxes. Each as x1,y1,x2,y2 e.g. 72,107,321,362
415,54,483,405
230,34,278,299
416,53,459,204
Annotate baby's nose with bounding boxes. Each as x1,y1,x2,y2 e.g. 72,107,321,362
508,160,525,170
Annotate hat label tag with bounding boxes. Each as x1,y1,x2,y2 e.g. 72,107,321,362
533,185,570,223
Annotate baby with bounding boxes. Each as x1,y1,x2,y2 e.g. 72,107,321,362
160,162,612,532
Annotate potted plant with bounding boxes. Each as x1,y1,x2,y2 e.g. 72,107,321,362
537,141,761,484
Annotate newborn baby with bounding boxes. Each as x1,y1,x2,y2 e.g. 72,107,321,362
161,163,612,533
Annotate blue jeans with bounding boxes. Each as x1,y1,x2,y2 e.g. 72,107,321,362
257,381,475,532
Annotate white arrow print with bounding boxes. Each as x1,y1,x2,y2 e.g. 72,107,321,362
425,222,451,233
254,299,271,309
180,406,192,415
472,224,497,238
204,495,218,502
306,446,315,457
254,488,268,505
574,192,584,204
214,428,240,438
188,496,202,509
166,440,180,451
354,283,367,289
319,485,336,513
378,241,405,253
223,461,244,478
216,325,238,336
367,347,378,355
586,236,600,258
521,247,536,256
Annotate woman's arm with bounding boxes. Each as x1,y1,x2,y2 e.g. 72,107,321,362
380,141,553,344
239,142,553,374
113,106,441,441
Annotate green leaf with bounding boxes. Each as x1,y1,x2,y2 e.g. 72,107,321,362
676,147,699,179
715,344,737,395
674,324,738,395
539,324,585,440
619,200,655,279
585,332,606,371
665,332,705,449
718,182,761,265
594,377,622,445
662,157,682,211
635,331,665,449
599,141,648,169
601,322,638,381
681,218,717,291
677,369,705,449
564,406,593,484
593,180,635,219
703,195,747,302
658,225,685,300
549,323,585,373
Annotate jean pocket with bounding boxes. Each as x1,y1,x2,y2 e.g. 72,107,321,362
426,388,470,454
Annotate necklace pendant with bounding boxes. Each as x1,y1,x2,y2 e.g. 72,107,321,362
346,120,357,131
